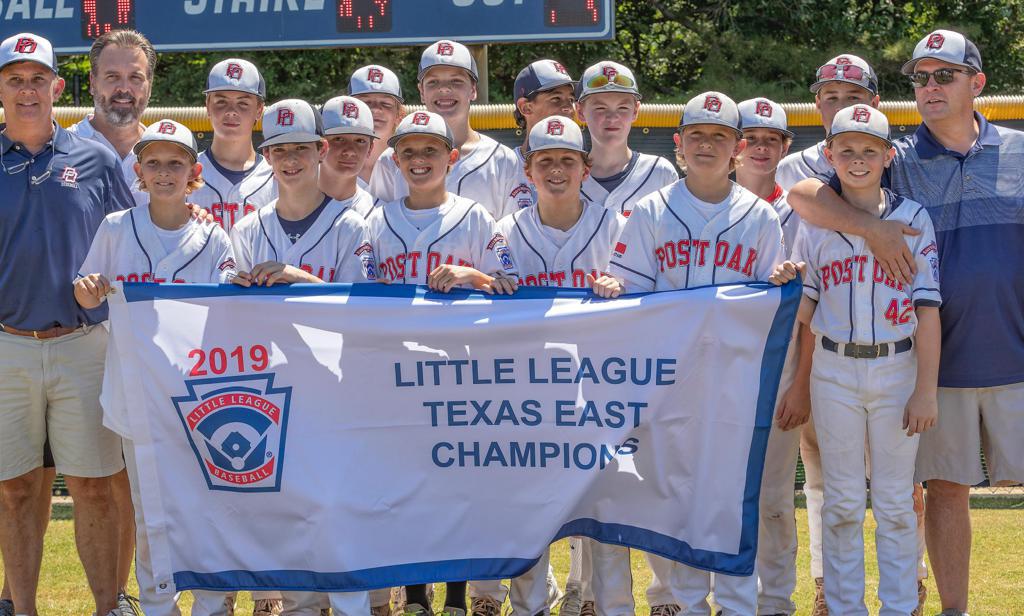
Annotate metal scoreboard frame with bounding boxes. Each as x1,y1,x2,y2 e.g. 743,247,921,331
10,1,614,54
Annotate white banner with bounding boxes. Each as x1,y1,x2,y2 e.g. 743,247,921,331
107,281,798,593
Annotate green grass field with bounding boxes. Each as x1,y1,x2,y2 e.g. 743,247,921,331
4,505,1022,614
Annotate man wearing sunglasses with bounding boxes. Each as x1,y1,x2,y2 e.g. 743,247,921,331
788,29,1024,616
0,32,135,616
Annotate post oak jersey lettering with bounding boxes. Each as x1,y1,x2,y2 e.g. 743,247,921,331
367,194,517,284
496,200,626,288
368,134,521,220
794,189,941,345
580,153,678,217
67,115,147,205
190,151,277,232
776,141,831,192
609,180,785,292
230,195,377,283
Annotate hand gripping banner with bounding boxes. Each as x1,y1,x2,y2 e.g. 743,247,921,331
106,281,799,593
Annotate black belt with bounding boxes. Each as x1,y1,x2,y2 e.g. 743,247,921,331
821,336,913,359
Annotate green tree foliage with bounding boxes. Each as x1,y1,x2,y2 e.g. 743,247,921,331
55,0,1024,108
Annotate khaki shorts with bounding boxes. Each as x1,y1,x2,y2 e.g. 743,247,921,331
915,382,1024,486
0,326,124,481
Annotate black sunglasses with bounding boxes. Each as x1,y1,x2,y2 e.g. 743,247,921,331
909,67,973,88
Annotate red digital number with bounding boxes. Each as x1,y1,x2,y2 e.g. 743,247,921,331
884,298,914,326
545,0,600,27
189,345,269,376
81,0,136,39
337,0,392,32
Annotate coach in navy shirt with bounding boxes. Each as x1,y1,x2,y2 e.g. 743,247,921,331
789,30,1022,616
0,32,132,616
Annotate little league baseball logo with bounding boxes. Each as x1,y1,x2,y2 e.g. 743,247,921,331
14,37,36,54
172,373,292,492
367,67,384,83
225,62,244,80
927,33,945,49
704,95,722,113
755,100,773,117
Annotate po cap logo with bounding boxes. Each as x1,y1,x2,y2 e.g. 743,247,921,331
551,61,569,76
755,100,773,118
601,65,618,79
277,108,295,126
13,37,37,54
835,56,852,65
851,107,871,123
926,33,945,50
412,112,431,126
546,118,565,136
436,42,454,56
157,121,177,134
703,95,722,113
366,67,384,83
225,62,243,80
342,101,359,119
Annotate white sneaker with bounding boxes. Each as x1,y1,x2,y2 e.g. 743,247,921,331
557,582,582,616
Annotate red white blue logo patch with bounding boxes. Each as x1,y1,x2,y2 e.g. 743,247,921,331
172,374,292,492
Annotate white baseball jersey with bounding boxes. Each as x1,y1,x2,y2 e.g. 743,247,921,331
368,134,520,220
765,184,801,258
230,195,377,283
580,152,678,216
496,200,625,288
609,180,785,292
366,194,516,284
794,189,941,345
190,151,277,232
347,186,376,218
79,202,236,285
67,115,146,205
83,203,237,440
776,140,830,192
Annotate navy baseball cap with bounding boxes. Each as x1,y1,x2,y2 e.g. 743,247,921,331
0,33,57,74
513,60,576,126
901,29,982,75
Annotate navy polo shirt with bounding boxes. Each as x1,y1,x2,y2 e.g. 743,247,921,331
0,123,134,331
824,113,1024,387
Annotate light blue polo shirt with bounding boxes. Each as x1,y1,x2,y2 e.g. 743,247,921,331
0,123,134,331
886,114,1024,387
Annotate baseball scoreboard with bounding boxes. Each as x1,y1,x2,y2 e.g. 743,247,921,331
9,0,613,53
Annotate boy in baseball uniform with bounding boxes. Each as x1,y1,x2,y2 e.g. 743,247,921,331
607,92,786,616
368,40,520,220
75,120,237,616
735,98,813,616
319,95,378,218
575,61,678,217
191,58,277,232
487,116,624,616
502,59,577,214
772,104,940,616
347,64,405,188
364,110,516,616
